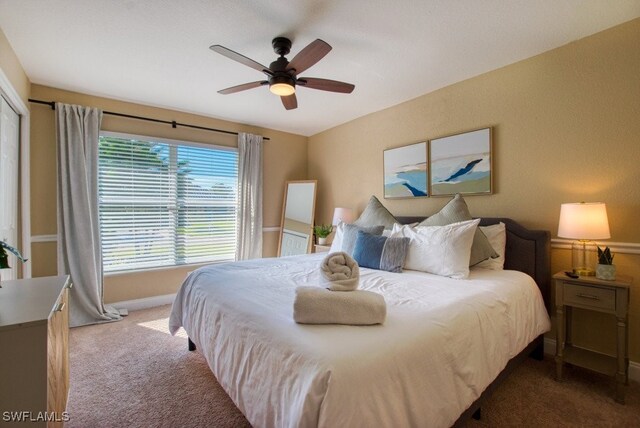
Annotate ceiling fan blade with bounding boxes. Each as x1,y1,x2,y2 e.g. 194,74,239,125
210,45,272,75
281,94,298,110
218,81,268,95
297,77,355,93
287,39,332,75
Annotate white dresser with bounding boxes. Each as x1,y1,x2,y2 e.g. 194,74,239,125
0,275,71,427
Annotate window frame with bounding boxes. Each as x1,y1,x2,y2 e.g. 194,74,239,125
98,131,238,275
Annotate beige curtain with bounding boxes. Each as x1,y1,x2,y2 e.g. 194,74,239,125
236,132,263,260
56,103,121,327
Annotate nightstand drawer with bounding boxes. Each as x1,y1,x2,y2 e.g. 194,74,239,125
563,283,615,311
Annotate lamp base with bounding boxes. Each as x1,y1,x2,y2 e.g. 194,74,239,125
573,267,595,276
571,240,597,277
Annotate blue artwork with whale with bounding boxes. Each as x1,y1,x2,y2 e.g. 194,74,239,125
430,128,491,196
384,142,428,198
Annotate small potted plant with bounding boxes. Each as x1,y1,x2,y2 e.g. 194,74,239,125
596,245,616,280
313,224,333,245
0,240,28,287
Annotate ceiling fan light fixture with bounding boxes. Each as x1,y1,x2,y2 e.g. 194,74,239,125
269,74,295,96
269,82,295,96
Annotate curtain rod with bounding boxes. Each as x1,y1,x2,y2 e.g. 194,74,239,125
28,98,270,141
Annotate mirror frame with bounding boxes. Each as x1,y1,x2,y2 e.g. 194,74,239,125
277,180,318,257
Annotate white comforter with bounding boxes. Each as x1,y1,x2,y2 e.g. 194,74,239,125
169,253,550,428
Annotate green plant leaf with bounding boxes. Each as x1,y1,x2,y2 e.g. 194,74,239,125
597,245,614,265
313,224,333,238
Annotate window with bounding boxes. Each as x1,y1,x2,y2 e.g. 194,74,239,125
98,133,238,272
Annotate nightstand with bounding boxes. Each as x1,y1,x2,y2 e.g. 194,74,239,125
313,244,331,253
553,271,632,403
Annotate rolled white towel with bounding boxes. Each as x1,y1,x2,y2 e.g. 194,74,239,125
320,251,360,291
293,286,386,325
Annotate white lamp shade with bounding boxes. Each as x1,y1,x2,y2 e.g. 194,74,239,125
332,207,355,225
558,202,611,240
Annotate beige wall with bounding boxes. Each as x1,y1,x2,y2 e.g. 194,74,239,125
0,27,29,105
309,19,640,360
30,84,307,302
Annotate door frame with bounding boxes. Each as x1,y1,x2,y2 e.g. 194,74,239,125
0,68,31,278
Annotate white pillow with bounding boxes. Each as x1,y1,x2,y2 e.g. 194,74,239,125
329,222,346,253
391,219,480,279
475,223,506,270
382,222,417,237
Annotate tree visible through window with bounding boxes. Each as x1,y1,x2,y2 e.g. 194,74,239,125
98,134,238,272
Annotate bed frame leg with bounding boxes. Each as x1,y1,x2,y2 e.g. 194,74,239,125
530,337,544,361
472,407,481,420
188,338,196,352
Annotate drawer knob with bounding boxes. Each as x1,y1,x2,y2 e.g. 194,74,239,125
576,293,601,301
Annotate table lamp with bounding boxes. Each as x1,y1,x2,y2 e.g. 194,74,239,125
332,207,355,226
557,202,610,276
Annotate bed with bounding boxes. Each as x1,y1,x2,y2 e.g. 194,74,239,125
169,217,551,427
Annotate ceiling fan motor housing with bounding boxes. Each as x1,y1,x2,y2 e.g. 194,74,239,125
269,54,296,89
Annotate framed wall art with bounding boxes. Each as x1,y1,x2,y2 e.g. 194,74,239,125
429,127,492,196
383,141,428,199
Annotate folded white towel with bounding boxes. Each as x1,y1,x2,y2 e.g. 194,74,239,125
293,286,386,325
320,251,360,291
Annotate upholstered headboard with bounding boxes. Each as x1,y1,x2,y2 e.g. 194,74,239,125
395,216,551,308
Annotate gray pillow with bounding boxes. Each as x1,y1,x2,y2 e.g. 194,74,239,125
419,194,498,266
353,196,397,230
340,224,385,255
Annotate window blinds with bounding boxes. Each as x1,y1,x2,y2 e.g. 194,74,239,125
98,135,238,272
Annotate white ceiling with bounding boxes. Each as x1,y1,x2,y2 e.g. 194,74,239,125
1,1,638,137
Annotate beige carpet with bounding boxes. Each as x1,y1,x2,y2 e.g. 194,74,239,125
67,305,639,427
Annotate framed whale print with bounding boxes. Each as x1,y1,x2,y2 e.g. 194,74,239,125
429,127,492,196
383,141,428,199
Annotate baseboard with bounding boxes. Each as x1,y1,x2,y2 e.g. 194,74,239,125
543,337,639,382
110,293,176,312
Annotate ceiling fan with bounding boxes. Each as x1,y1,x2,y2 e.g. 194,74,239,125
210,37,355,110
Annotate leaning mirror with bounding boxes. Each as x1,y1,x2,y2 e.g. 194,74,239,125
278,180,317,257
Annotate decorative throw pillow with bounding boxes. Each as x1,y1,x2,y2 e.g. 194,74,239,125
383,222,419,237
419,194,497,266
352,231,410,273
329,223,385,255
391,219,480,279
353,195,397,230
475,223,506,270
